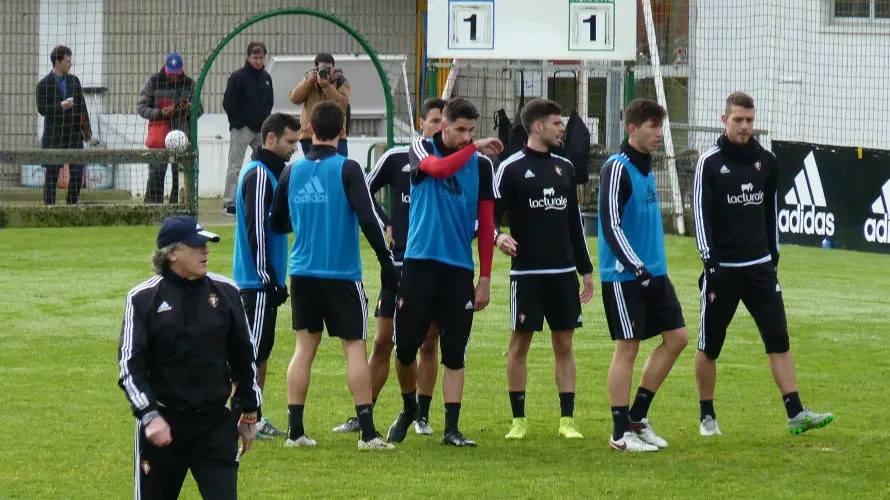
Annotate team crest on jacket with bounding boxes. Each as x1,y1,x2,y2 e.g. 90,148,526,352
554,166,562,176
141,460,151,475
397,297,405,310
754,161,761,171
208,293,218,308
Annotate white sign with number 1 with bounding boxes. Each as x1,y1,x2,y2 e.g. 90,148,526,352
570,4,613,51
449,2,494,49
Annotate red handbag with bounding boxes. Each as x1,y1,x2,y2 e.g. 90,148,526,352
146,120,169,149
146,98,172,149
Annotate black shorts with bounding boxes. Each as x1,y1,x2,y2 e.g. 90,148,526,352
240,289,278,362
394,259,475,370
510,272,582,333
601,275,685,341
290,275,368,341
698,262,789,360
374,265,403,318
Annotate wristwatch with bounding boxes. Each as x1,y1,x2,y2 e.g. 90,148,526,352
140,410,161,427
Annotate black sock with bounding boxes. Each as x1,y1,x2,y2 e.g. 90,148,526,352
611,406,630,441
782,391,804,418
509,391,526,418
356,404,377,441
559,392,575,418
444,402,461,433
628,387,656,422
700,400,716,421
417,394,433,420
402,391,418,415
287,404,304,440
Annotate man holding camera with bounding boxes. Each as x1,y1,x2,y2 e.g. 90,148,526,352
288,53,351,157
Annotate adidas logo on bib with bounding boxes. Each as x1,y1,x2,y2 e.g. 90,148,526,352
295,177,327,204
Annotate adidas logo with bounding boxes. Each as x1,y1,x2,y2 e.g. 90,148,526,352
720,165,730,175
863,178,890,243
524,170,535,179
157,301,172,313
295,177,327,204
778,151,835,237
401,164,411,173
464,301,474,310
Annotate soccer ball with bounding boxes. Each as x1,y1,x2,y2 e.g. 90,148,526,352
164,130,189,152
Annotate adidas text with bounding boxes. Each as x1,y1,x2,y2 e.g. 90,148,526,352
295,192,327,204
779,205,835,236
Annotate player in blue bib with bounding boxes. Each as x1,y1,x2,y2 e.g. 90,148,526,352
233,113,300,440
270,102,398,451
597,99,689,452
385,98,503,447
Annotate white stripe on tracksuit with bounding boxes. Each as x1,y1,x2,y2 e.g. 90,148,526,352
253,167,271,284
355,281,368,340
606,159,645,270
134,420,142,500
250,291,266,359
119,275,163,412
612,283,633,339
692,145,720,261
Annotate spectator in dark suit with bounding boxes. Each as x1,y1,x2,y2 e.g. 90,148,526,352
36,45,92,205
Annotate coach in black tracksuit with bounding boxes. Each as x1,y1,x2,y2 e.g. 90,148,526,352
118,215,261,499
691,92,833,436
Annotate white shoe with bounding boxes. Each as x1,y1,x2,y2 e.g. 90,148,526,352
358,435,396,450
630,418,668,449
700,415,722,436
284,435,317,447
609,431,659,452
332,417,361,433
414,417,433,435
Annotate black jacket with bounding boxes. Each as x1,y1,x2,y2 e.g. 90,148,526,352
117,269,260,419
223,61,274,132
494,147,593,275
692,134,779,266
36,71,90,148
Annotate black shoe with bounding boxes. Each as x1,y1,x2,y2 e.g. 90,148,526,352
223,205,236,216
387,410,416,443
442,429,477,447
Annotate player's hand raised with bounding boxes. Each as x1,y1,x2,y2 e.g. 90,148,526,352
473,138,504,157
496,233,518,257
580,273,594,304
473,278,491,311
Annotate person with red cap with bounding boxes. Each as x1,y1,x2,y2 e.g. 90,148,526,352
137,53,203,205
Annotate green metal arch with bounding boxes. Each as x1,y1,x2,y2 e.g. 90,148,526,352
187,8,395,214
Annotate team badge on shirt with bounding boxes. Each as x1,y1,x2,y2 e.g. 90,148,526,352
208,293,218,308
754,161,761,171
397,297,405,310
141,460,151,475
554,166,562,176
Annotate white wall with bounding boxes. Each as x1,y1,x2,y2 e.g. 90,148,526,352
690,0,890,152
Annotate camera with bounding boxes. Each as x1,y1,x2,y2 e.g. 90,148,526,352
318,67,330,79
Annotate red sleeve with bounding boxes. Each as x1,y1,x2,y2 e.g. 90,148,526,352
477,199,494,279
419,144,478,179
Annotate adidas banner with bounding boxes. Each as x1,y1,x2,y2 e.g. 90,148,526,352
774,140,890,253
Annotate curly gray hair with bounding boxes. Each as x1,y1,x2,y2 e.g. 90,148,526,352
152,243,181,274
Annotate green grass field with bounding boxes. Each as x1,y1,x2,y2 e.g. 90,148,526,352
1,226,888,499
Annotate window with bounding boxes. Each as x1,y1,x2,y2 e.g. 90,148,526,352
834,0,890,19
